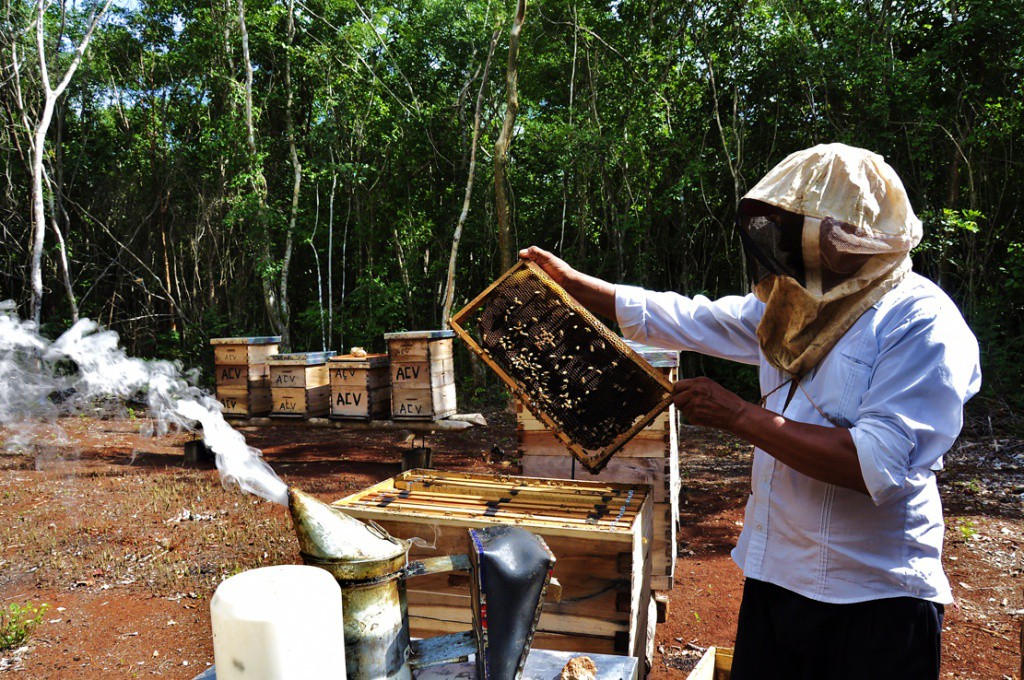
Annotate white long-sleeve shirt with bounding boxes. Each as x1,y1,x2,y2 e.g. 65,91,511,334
615,272,981,604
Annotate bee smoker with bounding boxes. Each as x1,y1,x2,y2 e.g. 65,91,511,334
289,488,555,680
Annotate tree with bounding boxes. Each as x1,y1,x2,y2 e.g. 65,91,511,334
21,0,112,325
494,0,525,274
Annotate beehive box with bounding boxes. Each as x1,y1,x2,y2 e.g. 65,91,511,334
328,353,391,420
215,385,273,418
520,341,680,593
333,470,653,664
384,330,456,420
268,351,335,418
210,336,280,418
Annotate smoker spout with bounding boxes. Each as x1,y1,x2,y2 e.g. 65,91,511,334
288,487,406,563
289,488,412,680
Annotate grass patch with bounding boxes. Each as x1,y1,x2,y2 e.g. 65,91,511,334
0,602,49,652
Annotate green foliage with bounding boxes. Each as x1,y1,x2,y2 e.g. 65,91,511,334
340,274,408,353
457,371,510,410
4,0,1022,411
0,602,49,652
958,518,978,542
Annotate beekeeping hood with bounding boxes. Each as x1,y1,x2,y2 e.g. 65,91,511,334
738,143,923,378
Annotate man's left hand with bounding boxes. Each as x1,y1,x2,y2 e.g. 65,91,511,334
673,377,749,432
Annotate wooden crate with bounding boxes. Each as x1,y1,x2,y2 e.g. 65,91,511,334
333,470,653,666
216,383,272,418
686,647,733,680
384,330,457,420
519,341,680,593
328,353,391,420
268,351,335,418
210,336,280,418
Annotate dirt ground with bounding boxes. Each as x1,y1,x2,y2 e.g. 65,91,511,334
0,411,1021,679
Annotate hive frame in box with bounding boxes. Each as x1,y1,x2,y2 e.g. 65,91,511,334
449,260,674,473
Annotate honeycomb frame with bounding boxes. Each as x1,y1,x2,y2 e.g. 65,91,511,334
449,260,673,473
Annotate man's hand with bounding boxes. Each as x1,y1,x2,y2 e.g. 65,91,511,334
517,245,616,320
676,377,869,495
673,377,749,431
518,246,577,287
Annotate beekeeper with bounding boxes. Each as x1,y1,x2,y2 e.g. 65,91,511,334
520,143,981,679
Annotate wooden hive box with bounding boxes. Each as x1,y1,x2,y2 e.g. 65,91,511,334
210,336,280,418
384,330,456,420
268,351,335,418
328,353,391,420
519,341,680,594
686,647,733,680
333,470,654,666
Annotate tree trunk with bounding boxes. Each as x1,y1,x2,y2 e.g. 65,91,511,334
441,27,500,327
327,151,337,350
42,165,78,322
29,95,55,324
310,189,326,350
279,0,301,351
28,0,111,325
707,57,747,291
494,0,526,274
236,0,284,341
392,221,416,328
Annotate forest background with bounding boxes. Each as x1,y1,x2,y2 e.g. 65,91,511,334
2,0,1022,420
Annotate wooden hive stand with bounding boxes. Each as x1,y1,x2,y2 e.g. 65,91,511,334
333,470,656,674
210,336,280,418
384,330,457,421
268,351,335,418
328,353,391,420
519,340,680,596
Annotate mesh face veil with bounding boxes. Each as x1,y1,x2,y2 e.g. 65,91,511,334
738,200,806,287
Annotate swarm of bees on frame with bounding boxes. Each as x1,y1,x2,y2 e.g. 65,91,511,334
475,270,666,451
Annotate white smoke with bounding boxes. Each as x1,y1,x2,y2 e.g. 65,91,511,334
0,301,288,505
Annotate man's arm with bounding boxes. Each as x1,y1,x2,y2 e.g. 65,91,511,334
523,245,851,487
674,377,869,495
519,246,617,320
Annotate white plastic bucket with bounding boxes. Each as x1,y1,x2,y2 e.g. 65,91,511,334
211,564,346,679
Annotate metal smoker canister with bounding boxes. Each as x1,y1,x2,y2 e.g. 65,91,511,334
289,487,413,680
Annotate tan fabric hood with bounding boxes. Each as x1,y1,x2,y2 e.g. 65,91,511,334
742,143,921,378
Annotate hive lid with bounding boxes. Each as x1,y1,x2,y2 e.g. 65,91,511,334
329,353,389,367
384,330,456,341
268,351,336,365
210,336,282,345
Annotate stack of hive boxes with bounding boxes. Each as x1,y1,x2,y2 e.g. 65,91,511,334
518,340,680,593
384,330,457,420
210,336,280,418
268,351,335,418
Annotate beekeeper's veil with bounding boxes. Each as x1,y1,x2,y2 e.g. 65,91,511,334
738,143,922,378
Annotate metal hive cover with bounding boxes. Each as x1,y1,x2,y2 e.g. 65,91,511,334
450,261,673,473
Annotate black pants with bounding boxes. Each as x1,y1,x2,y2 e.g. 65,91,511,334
730,579,944,680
